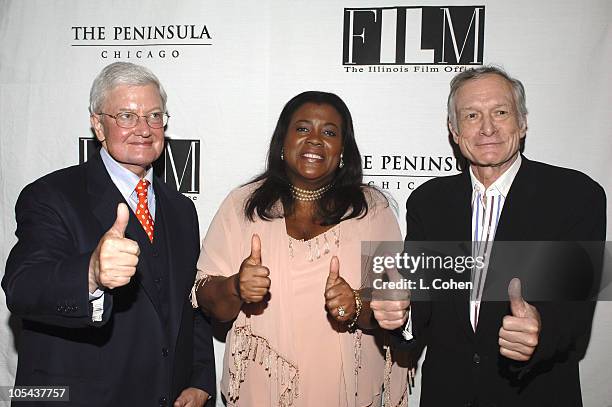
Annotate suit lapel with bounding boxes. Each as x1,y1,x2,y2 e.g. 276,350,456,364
438,172,472,241
493,157,535,241
86,152,163,316
154,179,189,341
446,173,476,340
87,153,124,237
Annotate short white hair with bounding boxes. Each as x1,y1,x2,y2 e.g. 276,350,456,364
89,62,167,114
447,65,527,130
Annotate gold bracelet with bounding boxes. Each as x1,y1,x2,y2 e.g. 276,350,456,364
348,289,362,330
189,274,210,308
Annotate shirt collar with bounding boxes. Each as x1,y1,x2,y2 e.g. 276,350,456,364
99,147,154,199
469,154,522,198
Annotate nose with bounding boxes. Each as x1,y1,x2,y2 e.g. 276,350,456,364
480,115,497,137
306,138,322,146
134,115,151,137
306,128,323,146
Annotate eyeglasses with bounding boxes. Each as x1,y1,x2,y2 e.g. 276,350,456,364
97,111,169,129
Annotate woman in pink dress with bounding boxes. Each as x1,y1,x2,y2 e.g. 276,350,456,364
192,91,408,406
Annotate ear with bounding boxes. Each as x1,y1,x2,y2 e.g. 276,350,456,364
90,114,106,143
519,117,528,139
448,120,460,144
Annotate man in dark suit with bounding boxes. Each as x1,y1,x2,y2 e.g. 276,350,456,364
371,66,606,406
2,62,215,406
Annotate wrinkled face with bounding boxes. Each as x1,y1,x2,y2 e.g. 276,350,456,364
450,74,527,171
90,84,165,177
283,102,344,189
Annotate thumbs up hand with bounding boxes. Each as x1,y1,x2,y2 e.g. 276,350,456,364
371,253,410,330
499,278,541,361
370,300,410,330
237,234,271,303
89,203,140,292
324,256,356,322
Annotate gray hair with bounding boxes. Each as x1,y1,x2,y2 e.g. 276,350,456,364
89,62,167,114
447,65,527,130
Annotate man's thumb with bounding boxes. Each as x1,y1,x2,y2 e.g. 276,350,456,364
326,256,340,288
249,234,262,265
508,277,527,318
173,398,186,407
109,203,130,237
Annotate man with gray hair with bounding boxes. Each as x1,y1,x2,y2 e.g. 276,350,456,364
371,65,606,406
3,62,215,406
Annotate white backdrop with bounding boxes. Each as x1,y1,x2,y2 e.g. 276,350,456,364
1,1,611,405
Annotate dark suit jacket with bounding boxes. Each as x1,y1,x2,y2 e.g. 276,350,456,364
2,151,215,406
400,157,606,407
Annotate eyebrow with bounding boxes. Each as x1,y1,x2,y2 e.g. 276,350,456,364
115,107,163,113
293,119,340,128
458,103,511,111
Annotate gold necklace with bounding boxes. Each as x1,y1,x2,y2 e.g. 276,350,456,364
290,184,332,201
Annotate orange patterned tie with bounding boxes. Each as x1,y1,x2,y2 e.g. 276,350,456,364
135,178,154,242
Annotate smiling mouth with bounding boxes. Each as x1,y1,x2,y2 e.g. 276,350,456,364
301,152,324,161
129,142,153,146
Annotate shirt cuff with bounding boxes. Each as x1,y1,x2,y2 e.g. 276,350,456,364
88,288,104,301
90,292,104,322
402,308,414,341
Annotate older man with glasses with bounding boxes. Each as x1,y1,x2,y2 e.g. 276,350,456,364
3,62,215,406
372,65,606,407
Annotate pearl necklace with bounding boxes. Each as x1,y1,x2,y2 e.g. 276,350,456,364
290,184,332,201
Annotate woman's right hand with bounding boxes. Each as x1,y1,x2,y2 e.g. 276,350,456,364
237,234,271,303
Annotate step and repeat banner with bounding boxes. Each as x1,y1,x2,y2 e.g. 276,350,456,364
1,1,610,405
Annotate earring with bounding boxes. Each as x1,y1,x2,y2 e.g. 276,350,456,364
339,153,344,168
281,148,284,161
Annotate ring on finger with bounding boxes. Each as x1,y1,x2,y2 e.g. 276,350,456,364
337,306,346,317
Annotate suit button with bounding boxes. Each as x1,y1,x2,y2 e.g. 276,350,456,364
162,347,169,357
473,353,480,364
154,277,161,284
158,396,167,407
152,250,159,257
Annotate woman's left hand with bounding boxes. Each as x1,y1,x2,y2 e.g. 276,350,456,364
324,256,356,322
